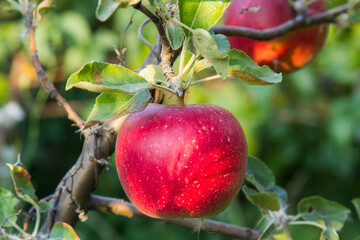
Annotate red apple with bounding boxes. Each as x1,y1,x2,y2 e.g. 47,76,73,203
224,0,328,73
115,104,248,218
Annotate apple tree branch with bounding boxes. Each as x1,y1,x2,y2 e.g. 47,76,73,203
212,4,354,40
135,3,181,85
40,121,124,235
26,7,86,133
87,195,262,240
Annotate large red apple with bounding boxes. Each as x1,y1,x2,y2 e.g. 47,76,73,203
224,0,328,73
115,104,248,218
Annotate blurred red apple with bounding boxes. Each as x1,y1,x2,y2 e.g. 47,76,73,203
115,104,248,218
224,0,328,73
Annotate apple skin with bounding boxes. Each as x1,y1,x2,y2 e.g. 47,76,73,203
224,0,328,73
115,104,248,218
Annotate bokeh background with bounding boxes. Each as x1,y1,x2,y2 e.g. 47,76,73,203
0,0,359,239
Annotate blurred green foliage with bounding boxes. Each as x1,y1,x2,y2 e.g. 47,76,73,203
0,0,359,239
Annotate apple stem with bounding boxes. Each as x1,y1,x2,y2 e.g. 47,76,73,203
177,95,185,107
193,218,205,238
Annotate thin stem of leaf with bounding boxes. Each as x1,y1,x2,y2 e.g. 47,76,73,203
183,54,197,78
184,69,194,90
171,18,194,33
138,18,161,62
2,232,24,240
154,79,171,86
178,38,189,90
0,209,32,236
190,75,222,86
151,83,177,95
291,214,302,221
155,7,167,20
288,221,326,231
254,215,267,229
283,225,293,240
183,55,198,90
10,221,31,238
31,203,41,237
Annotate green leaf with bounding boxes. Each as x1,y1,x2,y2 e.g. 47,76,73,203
66,61,152,94
49,222,80,240
272,186,288,208
192,29,229,79
96,0,140,22
209,30,230,54
320,228,339,240
191,50,282,86
7,164,38,203
5,0,22,13
213,34,230,54
228,50,282,85
242,186,281,212
178,0,230,33
349,0,360,15
38,6,52,17
246,156,275,191
192,59,215,80
259,222,277,240
187,30,229,56
166,23,184,50
273,231,291,240
352,198,360,220
193,59,212,74
39,199,52,213
85,89,151,128
0,188,18,227
139,64,167,84
96,0,120,22
298,196,350,231
243,157,288,212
